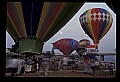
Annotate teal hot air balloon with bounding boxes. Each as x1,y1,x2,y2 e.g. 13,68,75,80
79,8,113,49
7,2,84,54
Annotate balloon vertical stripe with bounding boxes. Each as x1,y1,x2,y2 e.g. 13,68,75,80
36,2,50,38
38,2,55,38
87,9,95,41
7,2,22,37
40,3,63,39
15,2,27,38
11,2,24,37
41,3,65,40
7,12,20,38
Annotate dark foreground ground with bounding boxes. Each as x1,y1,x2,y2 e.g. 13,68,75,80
8,70,116,78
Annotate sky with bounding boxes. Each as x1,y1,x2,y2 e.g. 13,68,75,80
6,2,116,54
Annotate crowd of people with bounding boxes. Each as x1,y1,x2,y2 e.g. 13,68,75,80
6,53,115,77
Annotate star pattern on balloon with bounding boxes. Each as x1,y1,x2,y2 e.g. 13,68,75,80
80,12,111,24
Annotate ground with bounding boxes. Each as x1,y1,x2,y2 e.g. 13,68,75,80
11,70,116,78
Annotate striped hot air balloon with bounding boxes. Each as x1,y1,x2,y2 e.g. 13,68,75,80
79,8,113,49
7,2,84,54
52,38,80,56
79,39,90,47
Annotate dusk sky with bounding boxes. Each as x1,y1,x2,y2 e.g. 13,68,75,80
6,2,116,54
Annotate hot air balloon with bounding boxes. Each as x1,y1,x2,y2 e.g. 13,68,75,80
52,38,80,56
76,39,90,57
7,2,84,54
79,39,90,47
79,8,113,49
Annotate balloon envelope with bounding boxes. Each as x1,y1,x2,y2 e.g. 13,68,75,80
79,8,113,49
52,38,80,56
7,2,84,54
79,39,90,47
76,39,90,57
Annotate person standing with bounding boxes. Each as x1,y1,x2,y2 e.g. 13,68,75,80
62,56,69,70
20,57,26,74
36,62,39,73
58,59,62,70
74,58,79,70
42,56,50,75
83,57,92,74
108,62,114,75
90,59,96,75
95,60,100,71
35,58,40,73
16,57,22,75
71,59,75,72
27,57,33,72
6,55,20,77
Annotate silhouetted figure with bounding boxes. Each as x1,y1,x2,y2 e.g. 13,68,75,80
108,62,114,75
90,59,95,76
